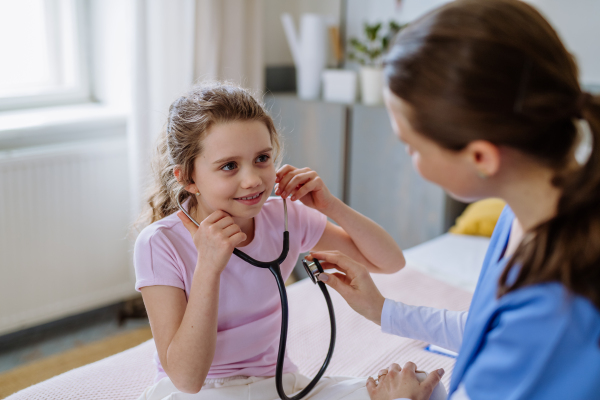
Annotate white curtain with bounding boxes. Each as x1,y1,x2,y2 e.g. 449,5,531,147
128,0,264,218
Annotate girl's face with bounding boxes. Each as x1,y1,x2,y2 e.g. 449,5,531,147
383,88,494,202
191,120,276,221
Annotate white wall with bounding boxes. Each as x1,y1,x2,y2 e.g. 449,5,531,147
262,0,599,84
343,0,600,85
526,0,600,86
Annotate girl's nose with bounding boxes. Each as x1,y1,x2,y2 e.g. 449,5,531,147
241,168,262,188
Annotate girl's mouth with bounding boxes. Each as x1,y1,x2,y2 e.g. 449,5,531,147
234,191,264,205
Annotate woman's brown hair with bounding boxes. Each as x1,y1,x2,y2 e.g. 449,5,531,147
384,0,600,308
136,82,282,230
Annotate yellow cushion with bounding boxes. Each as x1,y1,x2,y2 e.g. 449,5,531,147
449,198,506,237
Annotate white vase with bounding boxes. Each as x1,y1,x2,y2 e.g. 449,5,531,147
322,69,357,103
281,13,328,100
360,66,384,105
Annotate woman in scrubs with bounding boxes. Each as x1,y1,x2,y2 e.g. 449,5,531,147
309,1,600,399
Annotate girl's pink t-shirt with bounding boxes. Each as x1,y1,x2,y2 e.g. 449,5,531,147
134,197,327,382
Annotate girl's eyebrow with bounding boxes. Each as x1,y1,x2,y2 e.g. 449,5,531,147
212,147,273,165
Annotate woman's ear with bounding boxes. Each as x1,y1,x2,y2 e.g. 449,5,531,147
464,140,501,178
173,166,199,194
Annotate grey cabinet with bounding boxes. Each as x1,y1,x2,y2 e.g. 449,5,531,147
347,105,447,249
266,95,464,250
266,95,347,201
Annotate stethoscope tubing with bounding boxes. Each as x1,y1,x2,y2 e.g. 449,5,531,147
175,188,336,400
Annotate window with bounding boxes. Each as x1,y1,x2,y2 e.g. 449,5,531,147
0,0,90,110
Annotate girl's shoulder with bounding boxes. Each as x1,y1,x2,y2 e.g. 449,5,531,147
134,211,184,252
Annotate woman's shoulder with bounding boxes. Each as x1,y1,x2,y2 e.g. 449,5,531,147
496,282,600,332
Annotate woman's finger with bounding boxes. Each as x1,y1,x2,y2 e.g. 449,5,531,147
389,363,401,372
365,377,377,395
422,369,444,393
317,271,352,297
402,362,417,374
310,251,362,277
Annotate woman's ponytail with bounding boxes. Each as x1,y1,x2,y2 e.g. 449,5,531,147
499,93,600,309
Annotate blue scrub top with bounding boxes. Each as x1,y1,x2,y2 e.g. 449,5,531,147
449,207,600,399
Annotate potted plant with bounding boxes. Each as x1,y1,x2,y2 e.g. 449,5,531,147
349,21,404,105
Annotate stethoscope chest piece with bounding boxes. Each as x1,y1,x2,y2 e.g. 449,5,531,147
302,259,325,284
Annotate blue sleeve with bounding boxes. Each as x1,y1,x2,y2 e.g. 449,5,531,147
461,285,570,400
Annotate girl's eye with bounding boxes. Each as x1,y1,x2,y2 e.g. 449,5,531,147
221,162,237,171
256,154,270,163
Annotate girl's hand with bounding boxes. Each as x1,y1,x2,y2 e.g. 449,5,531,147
275,165,336,212
308,250,385,325
177,210,246,274
366,362,444,400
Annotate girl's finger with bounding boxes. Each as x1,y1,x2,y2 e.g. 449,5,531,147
275,165,299,191
275,164,295,181
212,216,236,230
222,224,242,238
229,231,247,246
177,211,198,235
278,168,310,196
203,209,232,225
284,171,317,197
290,177,320,201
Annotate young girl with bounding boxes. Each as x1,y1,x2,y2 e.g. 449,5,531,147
133,82,405,399
311,1,600,399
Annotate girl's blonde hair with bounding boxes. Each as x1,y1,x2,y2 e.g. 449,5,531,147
136,82,282,230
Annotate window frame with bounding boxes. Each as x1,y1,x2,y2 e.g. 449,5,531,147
0,0,92,111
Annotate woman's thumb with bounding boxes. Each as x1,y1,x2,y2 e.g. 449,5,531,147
319,273,346,296
422,369,444,392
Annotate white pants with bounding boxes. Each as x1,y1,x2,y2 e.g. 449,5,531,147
137,373,369,400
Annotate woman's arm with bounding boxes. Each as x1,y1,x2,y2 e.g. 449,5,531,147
276,165,405,273
311,250,466,351
381,299,467,353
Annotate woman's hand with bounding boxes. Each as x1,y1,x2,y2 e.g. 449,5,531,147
275,165,336,212
308,250,386,324
177,210,246,274
367,362,444,400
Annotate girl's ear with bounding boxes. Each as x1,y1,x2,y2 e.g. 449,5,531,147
173,166,199,194
463,140,501,178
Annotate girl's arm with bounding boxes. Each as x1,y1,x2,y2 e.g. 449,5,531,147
141,273,220,393
140,210,247,394
276,165,405,273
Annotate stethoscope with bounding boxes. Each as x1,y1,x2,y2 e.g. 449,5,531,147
176,187,336,400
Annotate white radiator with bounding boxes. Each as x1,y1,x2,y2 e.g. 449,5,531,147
0,138,136,335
